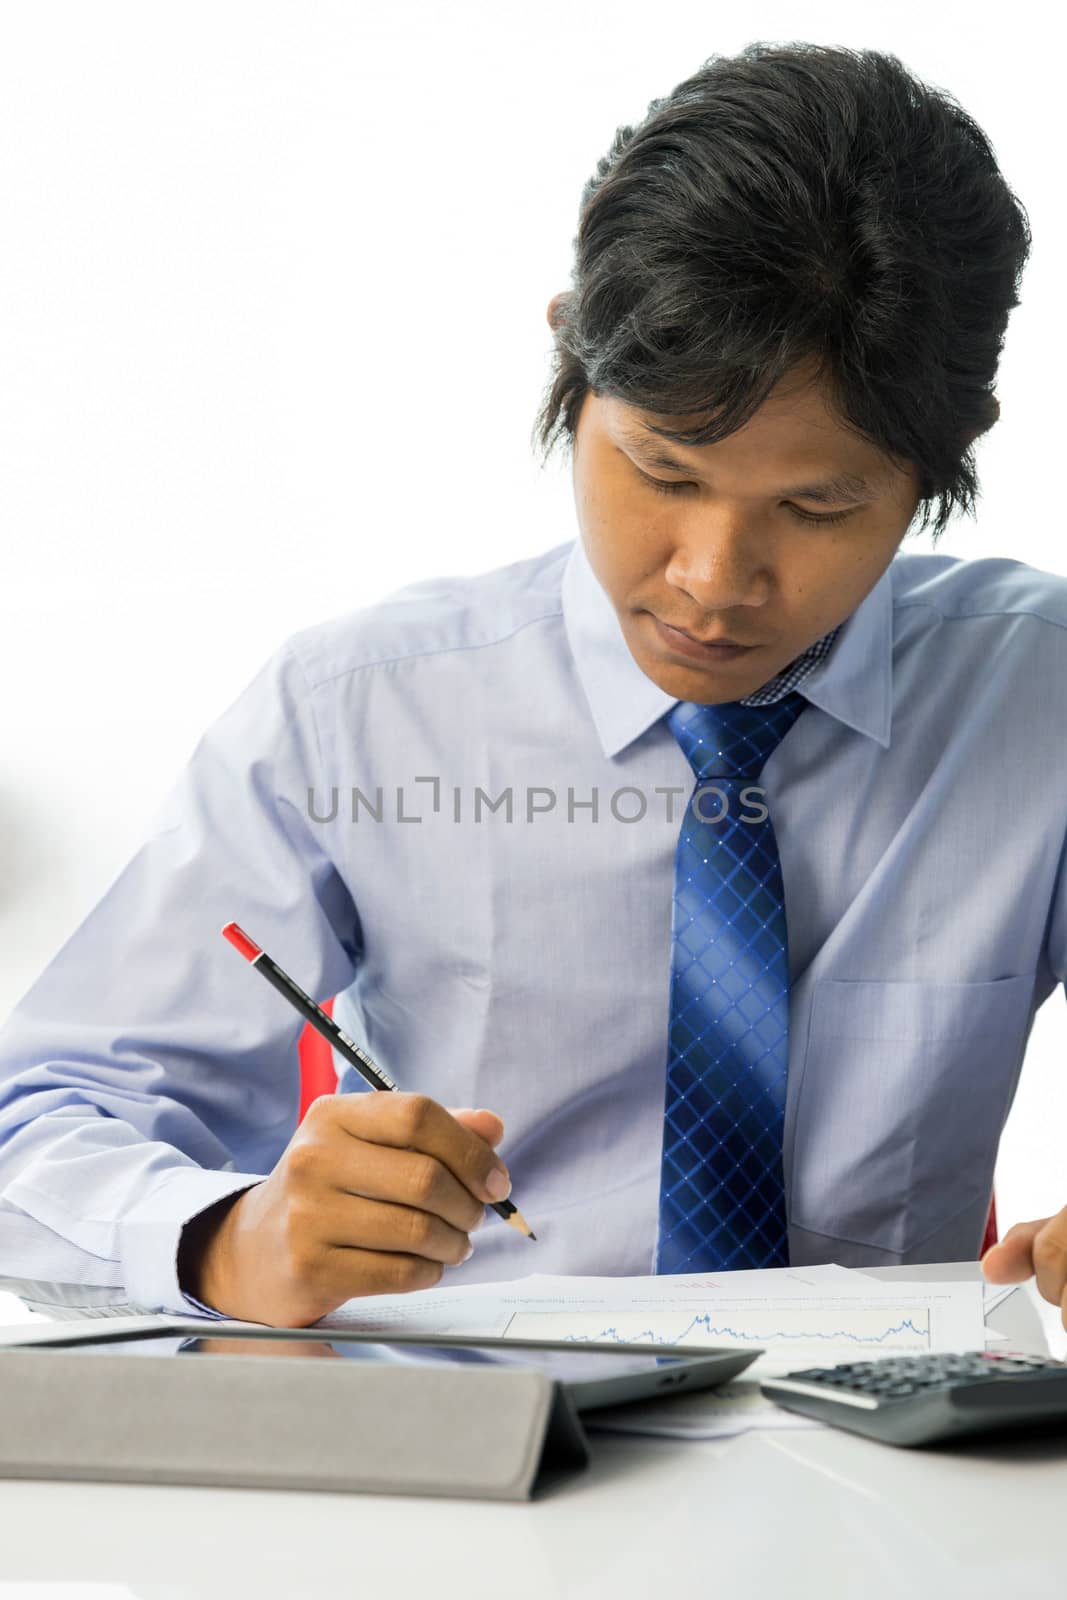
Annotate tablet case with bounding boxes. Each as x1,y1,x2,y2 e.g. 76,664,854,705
0,1344,590,1501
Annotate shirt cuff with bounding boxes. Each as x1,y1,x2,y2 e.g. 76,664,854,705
117,1165,266,1316
179,1288,231,1319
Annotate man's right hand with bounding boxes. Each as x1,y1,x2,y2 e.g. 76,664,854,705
177,1093,511,1327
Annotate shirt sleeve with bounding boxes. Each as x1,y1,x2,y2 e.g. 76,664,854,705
0,639,361,1315
1044,823,1067,990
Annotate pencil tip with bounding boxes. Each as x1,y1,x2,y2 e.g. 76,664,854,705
528,1231,537,1241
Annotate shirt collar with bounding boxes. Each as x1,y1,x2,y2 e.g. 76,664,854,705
561,536,894,759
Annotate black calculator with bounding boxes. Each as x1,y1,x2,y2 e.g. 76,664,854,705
760,1350,1067,1446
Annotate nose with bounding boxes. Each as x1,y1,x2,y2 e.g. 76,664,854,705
663,523,773,611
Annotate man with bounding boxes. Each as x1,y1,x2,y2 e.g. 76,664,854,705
0,43,1060,1328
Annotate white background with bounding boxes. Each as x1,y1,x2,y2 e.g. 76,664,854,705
1,1,1064,1322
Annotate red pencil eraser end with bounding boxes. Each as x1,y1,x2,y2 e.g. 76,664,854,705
221,922,261,962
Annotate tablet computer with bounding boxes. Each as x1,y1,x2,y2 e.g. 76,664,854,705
14,1325,760,1412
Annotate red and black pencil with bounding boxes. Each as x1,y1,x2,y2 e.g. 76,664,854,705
221,920,535,1239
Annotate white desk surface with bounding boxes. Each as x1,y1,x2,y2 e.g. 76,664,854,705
0,1263,1065,1600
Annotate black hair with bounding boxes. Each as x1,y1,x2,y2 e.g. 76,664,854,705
532,41,1031,542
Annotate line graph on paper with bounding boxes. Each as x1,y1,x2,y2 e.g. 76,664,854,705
501,1303,933,1359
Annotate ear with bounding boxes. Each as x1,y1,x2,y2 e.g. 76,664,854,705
546,291,567,331
964,394,1000,446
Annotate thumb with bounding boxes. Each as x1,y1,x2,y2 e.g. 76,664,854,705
448,1107,505,1148
981,1217,1050,1283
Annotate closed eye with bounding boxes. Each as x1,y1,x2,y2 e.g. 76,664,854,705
633,467,857,527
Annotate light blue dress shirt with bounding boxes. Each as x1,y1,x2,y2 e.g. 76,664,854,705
1,534,1066,1316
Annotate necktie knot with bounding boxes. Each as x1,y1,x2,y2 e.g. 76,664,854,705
667,692,809,784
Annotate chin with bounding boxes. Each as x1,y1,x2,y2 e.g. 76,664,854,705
637,653,756,702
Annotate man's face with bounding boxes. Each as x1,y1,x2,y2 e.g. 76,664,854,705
569,364,922,704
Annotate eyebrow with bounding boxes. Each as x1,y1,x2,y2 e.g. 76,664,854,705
617,420,877,505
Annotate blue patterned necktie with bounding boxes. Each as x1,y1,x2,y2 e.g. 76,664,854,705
656,691,809,1273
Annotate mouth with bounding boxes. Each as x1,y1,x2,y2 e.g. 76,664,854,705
648,614,760,663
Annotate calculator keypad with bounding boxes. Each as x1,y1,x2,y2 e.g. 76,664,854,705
784,1351,1061,1401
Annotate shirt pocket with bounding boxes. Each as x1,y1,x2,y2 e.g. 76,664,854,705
789,974,1035,1254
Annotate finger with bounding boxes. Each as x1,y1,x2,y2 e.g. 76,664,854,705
1031,1213,1067,1307
320,1245,447,1300
448,1107,505,1147
319,1189,475,1266
333,1093,511,1206
980,1218,1048,1283
329,1136,487,1234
